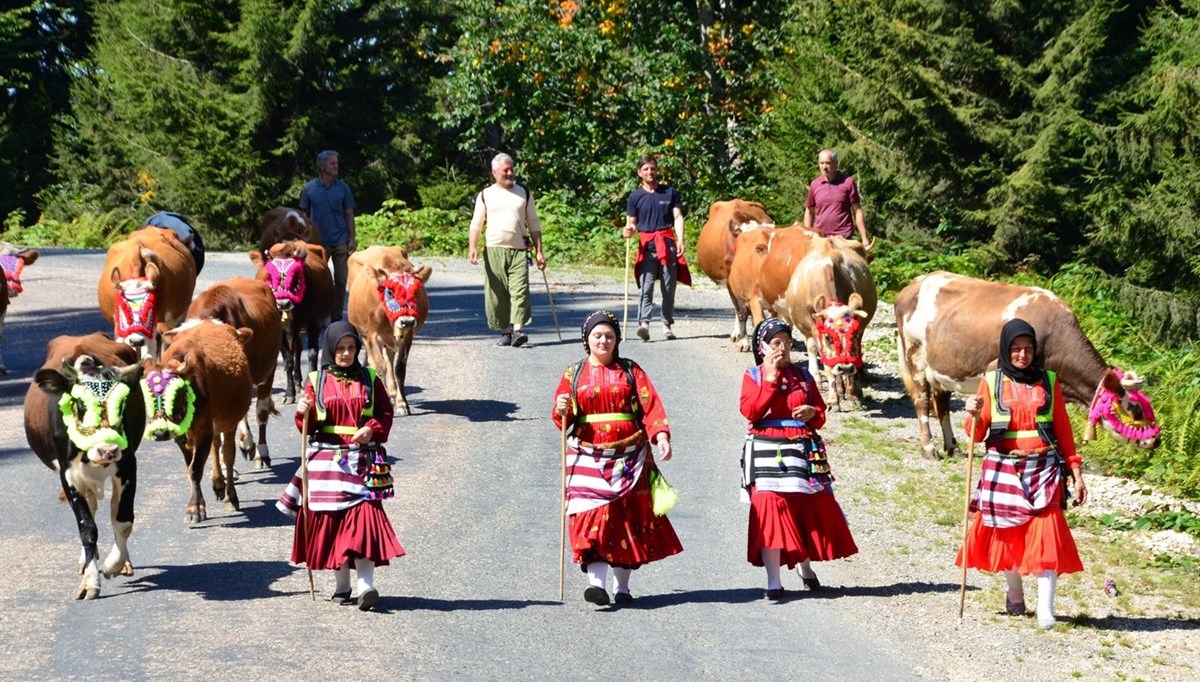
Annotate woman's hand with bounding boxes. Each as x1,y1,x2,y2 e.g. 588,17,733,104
351,426,373,444
1072,470,1088,506
295,396,312,417
963,395,982,418
655,432,673,461
791,404,817,422
555,393,570,416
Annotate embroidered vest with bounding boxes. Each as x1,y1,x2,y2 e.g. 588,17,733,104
983,368,1058,449
308,368,376,435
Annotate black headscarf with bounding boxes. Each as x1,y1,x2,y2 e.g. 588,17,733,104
997,318,1041,385
753,317,792,366
320,320,364,376
580,310,621,357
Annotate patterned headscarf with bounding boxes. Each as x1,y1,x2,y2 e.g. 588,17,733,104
320,320,364,374
752,317,792,366
580,310,621,356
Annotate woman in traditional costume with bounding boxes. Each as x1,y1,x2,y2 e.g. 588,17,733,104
740,317,858,600
959,318,1088,629
552,310,683,606
277,321,403,611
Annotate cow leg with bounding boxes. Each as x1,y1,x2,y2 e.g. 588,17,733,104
841,372,864,411
181,433,210,524
726,284,750,347
103,455,136,579
60,468,103,600
932,390,961,457
0,310,7,374
216,429,240,511
211,433,227,503
280,327,298,403
394,332,414,416
306,323,320,383
253,382,273,468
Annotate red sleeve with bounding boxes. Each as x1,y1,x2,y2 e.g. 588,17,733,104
847,176,861,205
1050,382,1081,469
551,366,573,430
294,378,317,433
805,181,817,209
740,367,777,422
966,381,991,443
365,376,393,442
631,362,670,441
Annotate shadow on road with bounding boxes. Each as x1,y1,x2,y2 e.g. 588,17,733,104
1064,614,1200,633
413,398,524,422
374,595,561,613
127,560,297,600
625,587,765,609
802,580,971,599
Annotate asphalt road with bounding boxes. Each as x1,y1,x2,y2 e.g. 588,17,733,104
0,249,927,680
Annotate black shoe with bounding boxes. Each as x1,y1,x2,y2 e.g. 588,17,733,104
511,332,528,348
496,333,512,347
802,576,822,591
583,586,610,606
357,587,379,611
636,324,649,341
765,588,786,601
614,592,634,605
330,590,352,604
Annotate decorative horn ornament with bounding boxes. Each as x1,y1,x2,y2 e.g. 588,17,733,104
812,300,864,369
140,369,196,438
1086,367,1161,445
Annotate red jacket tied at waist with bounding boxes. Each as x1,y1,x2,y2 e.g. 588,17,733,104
636,228,691,287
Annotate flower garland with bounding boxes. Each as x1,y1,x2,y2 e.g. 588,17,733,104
140,369,196,438
0,254,25,295
58,379,131,453
813,302,864,369
1085,367,1161,443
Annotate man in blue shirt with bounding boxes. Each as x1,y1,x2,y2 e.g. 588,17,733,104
622,155,687,341
300,150,356,322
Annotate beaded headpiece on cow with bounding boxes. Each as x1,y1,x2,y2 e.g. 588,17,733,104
141,367,196,438
812,296,867,369
263,251,307,307
54,357,137,459
1,252,27,295
378,271,422,324
1085,367,1161,446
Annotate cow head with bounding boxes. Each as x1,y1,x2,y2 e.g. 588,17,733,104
376,265,430,331
38,355,140,464
256,243,307,312
139,354,197,442
110,251,161,351
812,293,869,375
1085,368,1161,449
0,243,38,297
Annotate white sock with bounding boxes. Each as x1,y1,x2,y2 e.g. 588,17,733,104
612,567,632,594
355,558,376,593
762,549,783,590
334,562,351,593
586,561,609,589
1005,570,1024,603
798,560,817,580
1036,570,1057,627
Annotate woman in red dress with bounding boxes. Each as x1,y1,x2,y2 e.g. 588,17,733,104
277,321,404,611
740,317,858,600
552,310,683,606
959,318,1088,629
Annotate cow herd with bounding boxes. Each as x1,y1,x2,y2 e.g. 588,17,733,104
10,209,432,599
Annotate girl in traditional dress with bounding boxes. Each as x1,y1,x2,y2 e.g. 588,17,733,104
552,310,683,606
959,318,1088,628
740,317,858,600
277,321,403,611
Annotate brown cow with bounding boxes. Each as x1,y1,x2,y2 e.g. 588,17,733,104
185,277,282,468
0,243,39,374
258,206,322,253
249,240,335,402
141,320,254,523
347,245,432,416
895,271,1162,458
24,332,144,599
695,200,775,344
723,224,822,352
778,236,876,411
98,226,198,359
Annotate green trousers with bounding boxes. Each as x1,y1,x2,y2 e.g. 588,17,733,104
484,246,532,331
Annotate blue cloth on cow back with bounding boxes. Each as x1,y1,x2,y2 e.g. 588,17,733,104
144,211,205,274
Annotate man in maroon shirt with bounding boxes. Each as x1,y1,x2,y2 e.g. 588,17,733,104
802,149,871,246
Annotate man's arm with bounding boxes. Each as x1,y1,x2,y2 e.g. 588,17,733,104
527,192,546,271
672,207,685,250
802,207,813,229
468,193,486,265
852,203,870,246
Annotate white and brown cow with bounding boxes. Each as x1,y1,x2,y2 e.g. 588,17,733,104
258,206,323,253
141,320,253,523
770,236,876,410
185,277,282,468
98,226,198,359
696,200,775,344
24,332,145,599
347,245,432,416
895,271,1162,458
0,242,38,374
250,240,335,403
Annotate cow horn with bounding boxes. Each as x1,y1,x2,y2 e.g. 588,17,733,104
1120,371,1143,390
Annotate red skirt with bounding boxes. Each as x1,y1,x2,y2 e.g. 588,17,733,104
569,465,683,570
747,486,859,567
956,487,1083,576
291,500,405,570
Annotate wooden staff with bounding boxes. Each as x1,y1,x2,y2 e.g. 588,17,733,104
299,418,315,601
559,413,569,602
622,237,632,338
541,268,562,341
959,416,976,619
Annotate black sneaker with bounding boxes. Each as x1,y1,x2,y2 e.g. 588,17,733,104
357,587,380,612
636,324,649,341
614,592,634,605
496,333,512,346
583,586,610,606
511,332,528,348
765,588,786,601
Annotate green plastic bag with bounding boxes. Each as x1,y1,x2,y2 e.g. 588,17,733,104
649,468,679,516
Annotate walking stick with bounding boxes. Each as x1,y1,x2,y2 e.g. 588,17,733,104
541,268,562,341
622,237,632,338
559,414,569,602
958,416,976,619
299,418,316,601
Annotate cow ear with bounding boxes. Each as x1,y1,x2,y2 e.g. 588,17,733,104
114,363,143,382
110,266,122,287
234,327,254,346
248,250,264,266
1100,369,1125,396
175,352,195,376
848,293,863,310
295,246,308,260
20,249,38,265
374,266,389,283
728,218,741,237
144,261,161,283
813,295,827,312
415,265,433,282
35,368,70,394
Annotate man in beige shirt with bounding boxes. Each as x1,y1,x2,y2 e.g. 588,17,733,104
468,153,546,347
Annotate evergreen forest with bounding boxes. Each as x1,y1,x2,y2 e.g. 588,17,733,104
2,0,1198,499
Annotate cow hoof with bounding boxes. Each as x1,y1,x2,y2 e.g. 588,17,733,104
185,507,208,524
921,448,942,461
735,338,750,353
254,456,271,470
212,484,227,502
281,394,296,405
398,402,411,417
224,499,240,512
102,557,130,579
75,586,100,600
121,561,134,577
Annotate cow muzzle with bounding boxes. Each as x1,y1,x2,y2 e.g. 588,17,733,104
87,444,121,464
394,316,417,331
